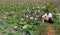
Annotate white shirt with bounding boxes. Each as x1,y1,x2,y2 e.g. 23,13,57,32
43,13,52,20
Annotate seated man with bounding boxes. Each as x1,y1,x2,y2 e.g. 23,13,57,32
42,10,53,23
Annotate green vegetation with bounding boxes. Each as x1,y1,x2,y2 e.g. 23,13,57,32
0,3,60,35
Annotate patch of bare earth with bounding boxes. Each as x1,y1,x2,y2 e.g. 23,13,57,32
46,24,56,35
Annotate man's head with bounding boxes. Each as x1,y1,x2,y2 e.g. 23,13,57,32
45,9,49,15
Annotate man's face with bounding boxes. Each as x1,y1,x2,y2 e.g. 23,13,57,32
46,11,49,15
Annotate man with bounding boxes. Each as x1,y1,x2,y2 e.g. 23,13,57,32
42,10,53,23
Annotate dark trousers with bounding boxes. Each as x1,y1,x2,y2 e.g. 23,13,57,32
44,18,53,23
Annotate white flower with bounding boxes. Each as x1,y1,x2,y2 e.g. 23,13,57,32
23,10,26,12
35,18,37,20
42,6,45,8
14,26,18,28
32,7,35,9
37,7,40,9
35,10,40,14
1,9,3,11
30,16,34,19
35,11,37,14
3,7,5,8
33,14,35,15
26,8,30,12
38,10,40,13
22,24,28,29
4,17,7,19
26,15,28,18
20,18,24,20
55,8,57,10
7,6,10,7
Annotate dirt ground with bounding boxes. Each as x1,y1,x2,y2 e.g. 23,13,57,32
46,24,56,35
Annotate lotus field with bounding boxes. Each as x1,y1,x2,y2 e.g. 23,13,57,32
0,3,60,35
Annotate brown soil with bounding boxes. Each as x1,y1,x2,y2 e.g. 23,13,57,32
46,24,55,35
